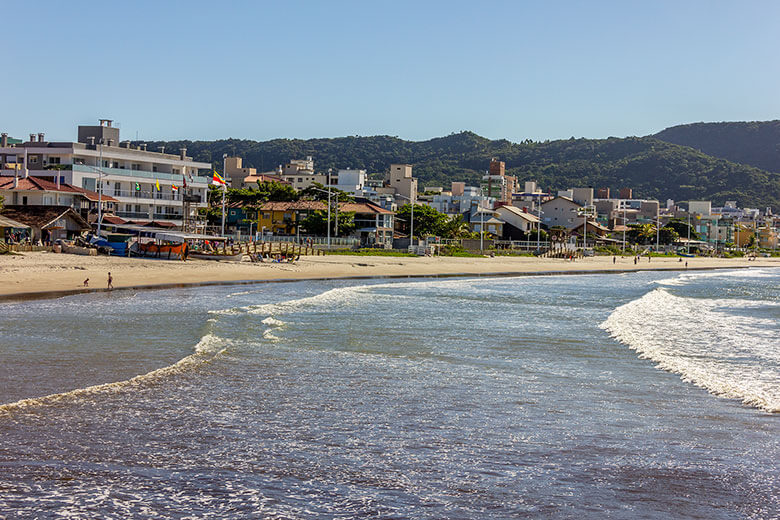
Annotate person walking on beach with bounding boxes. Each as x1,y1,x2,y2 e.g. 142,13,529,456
613,256,616,264
107,272,113,290
83,278,89,287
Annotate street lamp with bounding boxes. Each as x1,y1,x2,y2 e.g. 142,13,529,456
396,193,415,250
577,205,595,249
307,186,333,248
97,139,104,237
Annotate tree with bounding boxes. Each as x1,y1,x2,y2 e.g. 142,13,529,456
437,214,473,239
665,218,699,240
299,210,355,236
300,183,354,203
395,204,451,238
257,181,299,202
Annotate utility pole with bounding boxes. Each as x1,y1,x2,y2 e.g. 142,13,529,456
97,140,103,237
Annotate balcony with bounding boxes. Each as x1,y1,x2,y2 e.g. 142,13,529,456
116,211,152,219
74,164,210,185
111,189,183,202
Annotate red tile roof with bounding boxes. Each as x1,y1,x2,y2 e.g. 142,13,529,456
101,215,128,225
244,174,290,185
1,205,91,230
339,201,394,214
0,176,118,202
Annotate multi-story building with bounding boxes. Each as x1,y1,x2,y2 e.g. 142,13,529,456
512,181,553,209
480,158,516,205
0,120,211,228
280,156,329,191
224,157,288,189
570,187,594,207
429,182,493,216
387,164,418,204
540,196,582,229
334,169,368,197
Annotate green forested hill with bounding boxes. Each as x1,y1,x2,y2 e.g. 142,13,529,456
142,130,780,209
654,120,780,174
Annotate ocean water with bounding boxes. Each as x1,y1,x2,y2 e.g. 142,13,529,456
0,269,777,519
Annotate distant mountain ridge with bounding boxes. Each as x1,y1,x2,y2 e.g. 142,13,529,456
653,120,780,174
142,126,780,210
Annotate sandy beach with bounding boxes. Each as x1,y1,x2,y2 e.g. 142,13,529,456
1,250,777,300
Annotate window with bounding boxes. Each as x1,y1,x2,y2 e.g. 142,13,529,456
135,205,142,213
29,156,38,164
132,164,140,171
22,196,28,205
114,183,121,196
152,166,158,172
48,157,61,164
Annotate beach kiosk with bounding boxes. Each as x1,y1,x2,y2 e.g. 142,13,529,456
0,214,31,244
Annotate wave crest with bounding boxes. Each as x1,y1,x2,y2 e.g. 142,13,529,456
601,288,780,413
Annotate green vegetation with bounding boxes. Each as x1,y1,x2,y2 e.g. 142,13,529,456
654,120,780,174
325,248,415,257
395,204,474,239
143,128,780,209
300,211,355,236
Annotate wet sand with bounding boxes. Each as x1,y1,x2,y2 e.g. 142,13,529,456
1,251,777,301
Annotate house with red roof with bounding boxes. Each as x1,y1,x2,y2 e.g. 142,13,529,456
0,176,117,221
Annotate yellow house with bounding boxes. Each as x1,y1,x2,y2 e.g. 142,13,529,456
758,226,778,248
258,201,326,235
733,222,756,247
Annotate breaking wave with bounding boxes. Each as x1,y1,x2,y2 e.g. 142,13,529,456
601,287,780,413
0,332,228,416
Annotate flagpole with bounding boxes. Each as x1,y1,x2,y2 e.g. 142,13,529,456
221,154,227,236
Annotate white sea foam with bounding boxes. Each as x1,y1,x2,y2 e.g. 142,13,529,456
261,317,285,327
262,329,280,341
601,287,780,413
0,333,229,415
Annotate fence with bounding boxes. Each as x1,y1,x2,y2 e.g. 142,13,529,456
0,243,50,253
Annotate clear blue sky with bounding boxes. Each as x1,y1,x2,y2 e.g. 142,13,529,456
4,0,779,143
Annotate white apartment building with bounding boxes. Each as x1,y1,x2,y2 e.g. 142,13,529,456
334,169,368,197
0,121,211,227
429,182,493,216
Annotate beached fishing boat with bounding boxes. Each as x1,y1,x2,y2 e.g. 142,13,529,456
138,241,186,259
189,251,243,261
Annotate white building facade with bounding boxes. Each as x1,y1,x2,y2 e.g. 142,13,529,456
0,121,211,227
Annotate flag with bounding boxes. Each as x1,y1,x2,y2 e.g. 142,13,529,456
182,175,187,189
172,184,178,191
155,178,160,191
212,170,227,187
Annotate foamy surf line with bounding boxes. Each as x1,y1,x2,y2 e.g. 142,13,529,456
1,265,767,304
0,333,229,416
602,287,780,413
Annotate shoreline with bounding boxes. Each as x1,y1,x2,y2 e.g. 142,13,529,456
2,251,778,302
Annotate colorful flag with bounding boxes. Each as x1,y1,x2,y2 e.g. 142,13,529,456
155,178,160,191
212,170,227,187
172,184,178,191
